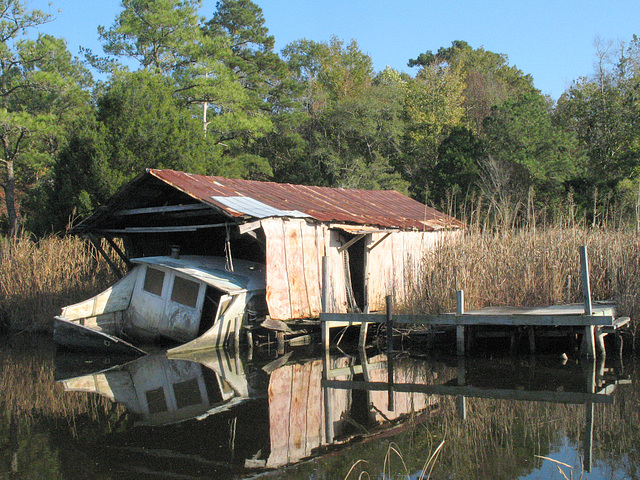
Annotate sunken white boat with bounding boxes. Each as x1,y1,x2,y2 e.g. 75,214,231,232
54,254,266,355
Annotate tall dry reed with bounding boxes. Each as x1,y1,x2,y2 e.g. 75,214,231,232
0,335,125,423
408,227,640,342
0,234,117,332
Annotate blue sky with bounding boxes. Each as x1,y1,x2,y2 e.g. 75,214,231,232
29,0,640,100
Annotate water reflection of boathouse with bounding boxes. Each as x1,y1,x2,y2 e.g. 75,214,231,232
56,348,630,474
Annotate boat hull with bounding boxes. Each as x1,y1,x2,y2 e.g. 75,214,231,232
54,317,147,356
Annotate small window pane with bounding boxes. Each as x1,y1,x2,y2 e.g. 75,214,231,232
173,378,202,408
143,267,165,296
171,276,200,308
146,387,168,414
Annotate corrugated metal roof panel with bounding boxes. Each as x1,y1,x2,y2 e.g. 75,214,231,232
148,169,463,231
211,196,310,218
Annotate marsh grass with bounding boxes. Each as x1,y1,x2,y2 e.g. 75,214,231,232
0,234,117,332
0,335,124,425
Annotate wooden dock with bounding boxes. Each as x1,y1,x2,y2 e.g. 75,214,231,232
320,246,631,358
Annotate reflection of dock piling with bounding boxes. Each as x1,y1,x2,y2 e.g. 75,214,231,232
321,352,631,472
320,247,630,358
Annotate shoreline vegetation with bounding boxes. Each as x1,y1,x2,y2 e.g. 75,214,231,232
0,234,117,333
1,225,639,346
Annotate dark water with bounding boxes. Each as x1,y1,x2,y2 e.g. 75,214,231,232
1,334,638,480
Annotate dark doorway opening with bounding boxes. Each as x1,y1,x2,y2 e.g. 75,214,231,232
346,235,367,312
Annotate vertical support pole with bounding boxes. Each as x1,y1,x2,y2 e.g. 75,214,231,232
386,295,394,353
580,246,596,358
276,331,285,355
246,329,253,361
583,358,595,473
321,255,334,444
359,236,371,348
527,326,536,354
580,246,593,315
322,256,330,351
456,357,466,420
387,350,395,412
456,290,465,356
386,295,394,412
322,347,334,445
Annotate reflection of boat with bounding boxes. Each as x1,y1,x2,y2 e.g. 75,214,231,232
55,348,632,476
59,349,251,426
54,255,266,355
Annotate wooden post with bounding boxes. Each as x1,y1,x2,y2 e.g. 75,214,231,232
583,358,595,473
359,236,370,348
87,234,123,279
322,348,334,444
234,316,241,352
386,295,395,411
456,357,466,420
580,246,593,315
580,246,596,358
276,331,285,355
456,290,465,356
527,326,536,354
386,295,393,353
322,256,330,351
387,351,395,412
321,258,334,444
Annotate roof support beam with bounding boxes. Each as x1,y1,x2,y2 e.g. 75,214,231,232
113,204,214,216
338,234,367,253
94,222,233,234
367,232,392,251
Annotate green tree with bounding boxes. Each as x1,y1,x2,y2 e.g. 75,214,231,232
94,0,206,75
94,0,275,171
482,91,580,207
402,61,465,200
409,40,537,133
429,125,483,206
0,1,91,235
555,38,640,189
305,85,407,190
282,36,374,111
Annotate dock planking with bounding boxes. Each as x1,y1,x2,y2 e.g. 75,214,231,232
320,246,631,358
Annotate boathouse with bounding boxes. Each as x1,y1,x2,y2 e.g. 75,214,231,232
72,169,462,322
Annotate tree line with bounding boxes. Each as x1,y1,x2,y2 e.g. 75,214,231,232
1,0,640,236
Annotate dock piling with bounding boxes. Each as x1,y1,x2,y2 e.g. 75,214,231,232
456,290,465,356
386,295,394,353
580,246,597,358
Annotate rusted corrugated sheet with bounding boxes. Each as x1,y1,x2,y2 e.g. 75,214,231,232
148,169,462,231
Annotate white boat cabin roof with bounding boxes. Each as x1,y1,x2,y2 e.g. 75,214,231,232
131,255,265,295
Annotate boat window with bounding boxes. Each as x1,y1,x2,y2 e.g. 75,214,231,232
173,378,202,408
146,387,168,414
171,276,200,308
143,267,165,297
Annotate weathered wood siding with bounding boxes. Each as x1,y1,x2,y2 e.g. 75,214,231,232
266,357,352,467
262,218,458,320
366,230,455,312
262,218,328,320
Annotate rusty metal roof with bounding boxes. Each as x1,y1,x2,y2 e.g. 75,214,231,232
147,169,462,231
